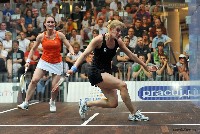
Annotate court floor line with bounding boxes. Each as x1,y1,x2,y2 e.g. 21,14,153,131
122,112,172,114
0,124,200,127
0,102,39,114
81,113,99,126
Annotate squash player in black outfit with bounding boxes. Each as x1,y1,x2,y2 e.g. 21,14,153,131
65,20,150,121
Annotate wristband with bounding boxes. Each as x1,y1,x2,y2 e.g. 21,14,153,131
70,65,78,73
26,59,31,63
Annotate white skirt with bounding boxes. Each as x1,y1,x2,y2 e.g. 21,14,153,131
37,59,63,75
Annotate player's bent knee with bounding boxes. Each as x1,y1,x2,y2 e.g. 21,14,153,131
108,101,118,108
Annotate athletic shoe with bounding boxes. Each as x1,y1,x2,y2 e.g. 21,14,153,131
128,113,136,121
79,99,89,120
17,101,29,110
134,110,149,121
49,99,56,112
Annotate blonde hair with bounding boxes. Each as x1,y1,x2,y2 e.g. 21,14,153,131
72,41,80,48
5,31,12,37
107,20,125,31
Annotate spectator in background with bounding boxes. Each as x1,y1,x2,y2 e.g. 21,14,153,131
131,54,153,81
88,18,108,40
0,42,7,82
70,29,84,51
51,7,61,27
66,17,78,35
65,41,83,71
37,7,47,32
149,18,167,41
156,54,174,81
17,32,30,53
152,27,172,54
96,5,111,23
2,3,15,25
134,37,151,64
127,27,137,49
123,5,134,30
133,18,143,37
18,41,40,81
15,17,27,35
32,0,42,11
142,32,151,49
153,42,166,65
6,40,24,78
80,52,94,80
0,22,9,42
136,3,150,21
176,54,189,81
46,0,56,14
116,36,134,81
141,16,151,33
2,31,12,52
25,9,33,27
71,5,84,31
26,24,38,41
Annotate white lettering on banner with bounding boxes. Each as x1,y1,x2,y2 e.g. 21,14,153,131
66,81,200,102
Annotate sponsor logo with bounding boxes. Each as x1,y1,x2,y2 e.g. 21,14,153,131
138,86,200,100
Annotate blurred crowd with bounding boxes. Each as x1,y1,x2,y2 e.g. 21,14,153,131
0,0,189,83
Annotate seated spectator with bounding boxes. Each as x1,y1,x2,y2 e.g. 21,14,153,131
131,54,153,81
89,29,99,43
116,36,134,81
18,41,40,80
2,31,12,52
88,18,108,39
152,27,172,54
134,37,151,64
6,40,24,78
0,42,8,82
80,52,94,80
26,24,38,41
65,41,83,72
156,54,174,81
18,32,30,53
142,31,151,49
153,42,167,65
127,27,137,49
15,16,27,35
176,54,189,81
149,18,167,41
69,29,84,51
0,22,9,42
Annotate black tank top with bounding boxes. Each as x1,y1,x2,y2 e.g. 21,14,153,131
92,34,119,71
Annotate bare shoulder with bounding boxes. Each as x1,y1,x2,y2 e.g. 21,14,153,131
94,34,103,43
57,31,65,39
36,33,44,42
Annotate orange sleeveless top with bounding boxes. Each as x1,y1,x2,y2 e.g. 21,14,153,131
41,31,62,63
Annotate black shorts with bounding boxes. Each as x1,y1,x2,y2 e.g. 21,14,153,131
88,66,111,86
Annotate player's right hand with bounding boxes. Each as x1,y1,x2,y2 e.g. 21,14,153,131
67,70,73,75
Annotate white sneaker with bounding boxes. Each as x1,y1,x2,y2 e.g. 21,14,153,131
128,113,136,121
49,99,56,112
79,99,89,120
134,110,149,121
17,102,29,110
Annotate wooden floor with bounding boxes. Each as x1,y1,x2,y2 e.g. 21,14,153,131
0,101,200,134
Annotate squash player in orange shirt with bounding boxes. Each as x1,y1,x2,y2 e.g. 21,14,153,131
17,16,74,112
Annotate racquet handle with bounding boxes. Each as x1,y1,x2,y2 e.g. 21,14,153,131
25,67,28,73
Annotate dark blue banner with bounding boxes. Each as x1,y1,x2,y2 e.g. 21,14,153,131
138,86,200,100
